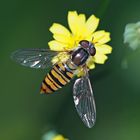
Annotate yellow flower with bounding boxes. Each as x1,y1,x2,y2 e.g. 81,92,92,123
52,135,68,140
42,131,68,140
48,11,112,76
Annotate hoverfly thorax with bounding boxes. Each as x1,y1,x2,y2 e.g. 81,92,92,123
71,40,96,66
71,47,89,66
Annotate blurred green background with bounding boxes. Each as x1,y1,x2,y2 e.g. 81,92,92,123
1,0,140,140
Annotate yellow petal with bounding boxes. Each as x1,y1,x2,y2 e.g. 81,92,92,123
68,11,87,38
93,30,106,42
78,14,86,25
68,11,79,35
49,23,71,37
96,32,111,45
86,57,95,69
53,135,66,140
53,34,74,46
95,44,112,54
86,15,99,34
48,40,67,51
94,53,108,64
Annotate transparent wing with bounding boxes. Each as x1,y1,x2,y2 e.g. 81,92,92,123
73,70,96,128
11,48,58,69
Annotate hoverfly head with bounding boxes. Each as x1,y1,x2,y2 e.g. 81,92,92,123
79,40,96,56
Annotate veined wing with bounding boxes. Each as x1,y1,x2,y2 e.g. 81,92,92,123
73,70,96,128
11,48,59,69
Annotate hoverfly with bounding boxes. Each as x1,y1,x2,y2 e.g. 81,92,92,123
11,40,96,128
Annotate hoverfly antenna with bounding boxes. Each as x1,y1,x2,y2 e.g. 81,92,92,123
91,36,94,42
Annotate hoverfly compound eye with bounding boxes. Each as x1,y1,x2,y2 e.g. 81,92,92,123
79,40,89,48
89,46,96,56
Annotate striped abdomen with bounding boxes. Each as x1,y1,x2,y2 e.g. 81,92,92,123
40,63,74,94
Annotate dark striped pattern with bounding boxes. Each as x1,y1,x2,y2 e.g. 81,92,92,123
40,62,74,94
